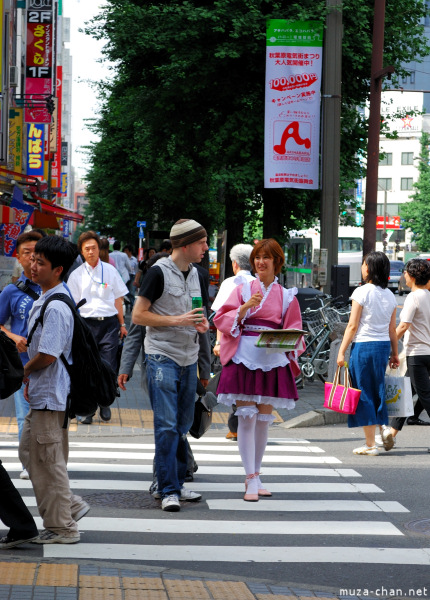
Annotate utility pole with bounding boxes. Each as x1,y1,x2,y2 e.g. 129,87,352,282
363,0,394,257
320,0,342,293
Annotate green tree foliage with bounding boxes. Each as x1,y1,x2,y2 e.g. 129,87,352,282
400,133,430,252
83,0,429,246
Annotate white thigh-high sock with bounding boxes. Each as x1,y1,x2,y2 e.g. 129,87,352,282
236,406,259,476
255,414,275,486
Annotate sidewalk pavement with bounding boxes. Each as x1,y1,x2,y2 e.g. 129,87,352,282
0,339,349,600
0,361,344,439
0,560,348,600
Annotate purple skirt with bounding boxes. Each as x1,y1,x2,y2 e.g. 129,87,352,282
216,361,298,409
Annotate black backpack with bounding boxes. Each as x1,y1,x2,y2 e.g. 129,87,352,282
0,330,24,399
27,293,120,427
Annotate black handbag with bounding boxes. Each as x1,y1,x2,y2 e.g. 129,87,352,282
189,390,217,439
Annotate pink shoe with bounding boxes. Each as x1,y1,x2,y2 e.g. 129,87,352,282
255,472,272,497
244,474,259,502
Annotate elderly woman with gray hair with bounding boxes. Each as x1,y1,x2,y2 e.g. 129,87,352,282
212,244,255,353
212,244,255,314
212,244,255,439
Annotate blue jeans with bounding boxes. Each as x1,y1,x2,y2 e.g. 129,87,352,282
14,383,29,441
146,354,197,498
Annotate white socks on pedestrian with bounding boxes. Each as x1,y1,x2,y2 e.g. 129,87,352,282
236,406,258,476
255,414,275,473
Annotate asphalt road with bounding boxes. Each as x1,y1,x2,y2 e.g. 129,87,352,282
2,420,429,598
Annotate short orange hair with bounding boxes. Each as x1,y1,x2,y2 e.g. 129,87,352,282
250,238,285,275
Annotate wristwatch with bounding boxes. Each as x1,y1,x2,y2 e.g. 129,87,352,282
214,341,220,346
120,323,126,327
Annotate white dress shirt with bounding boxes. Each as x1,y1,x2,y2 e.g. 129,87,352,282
211,270,255,312
67,260,129,318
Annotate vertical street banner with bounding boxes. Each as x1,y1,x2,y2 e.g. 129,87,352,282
8,108,24,173
1,192,35,257
51,65,62,196
26,122,45,177
264,20,323,189
25,0,53,123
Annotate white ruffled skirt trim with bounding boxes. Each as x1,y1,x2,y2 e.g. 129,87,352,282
218,393,296,410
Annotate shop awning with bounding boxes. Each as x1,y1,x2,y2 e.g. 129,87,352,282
35,201,84,223
0,205,17,224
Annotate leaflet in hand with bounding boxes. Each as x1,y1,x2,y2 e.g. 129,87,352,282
254,329,307,351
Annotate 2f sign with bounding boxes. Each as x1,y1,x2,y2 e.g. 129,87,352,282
28,11,52,23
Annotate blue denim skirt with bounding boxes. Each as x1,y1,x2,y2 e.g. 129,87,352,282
348,341,391,428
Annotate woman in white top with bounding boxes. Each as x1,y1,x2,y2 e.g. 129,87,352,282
337,251,399,455
387,258,430,443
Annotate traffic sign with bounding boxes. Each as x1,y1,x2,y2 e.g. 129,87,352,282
137,221,146,228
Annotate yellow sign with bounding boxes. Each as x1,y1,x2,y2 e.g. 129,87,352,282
8,108,24,173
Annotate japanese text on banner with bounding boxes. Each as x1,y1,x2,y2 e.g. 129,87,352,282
264,20,323,190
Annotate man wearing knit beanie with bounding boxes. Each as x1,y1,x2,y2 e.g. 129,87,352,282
132,219,209,512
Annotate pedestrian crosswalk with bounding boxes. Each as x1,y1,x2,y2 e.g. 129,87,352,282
2,436,430,568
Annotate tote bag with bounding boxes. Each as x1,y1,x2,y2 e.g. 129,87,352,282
324,365,361,415
385,369,414,418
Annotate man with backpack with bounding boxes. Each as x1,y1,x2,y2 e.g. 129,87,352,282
0,230,43,479
19,236,90,544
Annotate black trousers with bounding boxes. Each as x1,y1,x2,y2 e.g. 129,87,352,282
390,355,430,431
0,460,38,539
85,316,119,372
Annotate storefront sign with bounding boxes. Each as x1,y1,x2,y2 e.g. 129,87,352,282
8,108,24,173
25,1,53,123
376,215,401,230
27,122,45,176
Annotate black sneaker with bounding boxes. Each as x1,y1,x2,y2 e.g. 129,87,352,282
0,534,39,549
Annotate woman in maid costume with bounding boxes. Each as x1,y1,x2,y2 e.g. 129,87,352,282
214,239,304,501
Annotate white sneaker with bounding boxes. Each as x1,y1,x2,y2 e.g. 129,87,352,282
381,426,394,451
73,502,90,522
353,444,379,456
32,529,80,544
20,469,29,480
375,434,383,447
161,494,180,512
180,487,202,502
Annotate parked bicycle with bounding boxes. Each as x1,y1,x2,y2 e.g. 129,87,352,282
297,295,351,385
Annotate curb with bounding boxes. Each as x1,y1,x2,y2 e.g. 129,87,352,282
279,409,348,428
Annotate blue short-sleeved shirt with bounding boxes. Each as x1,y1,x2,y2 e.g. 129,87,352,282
0,273,41,365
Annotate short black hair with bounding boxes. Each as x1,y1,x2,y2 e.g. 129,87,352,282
123,244,134,254
160,240,172,252
113,240,121,250
363,251,390,288
16,230,43,251
405,258,430,286
34,236,78,281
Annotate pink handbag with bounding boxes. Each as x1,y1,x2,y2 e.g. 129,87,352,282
324,365,361,414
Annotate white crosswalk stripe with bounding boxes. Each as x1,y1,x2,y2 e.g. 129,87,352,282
5,436,425,566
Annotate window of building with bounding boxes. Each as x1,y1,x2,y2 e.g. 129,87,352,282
410,71,416,84
377,204,399,217
378,178,392,191
401,178,413,191
401,152,414,165
379,153,392,166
